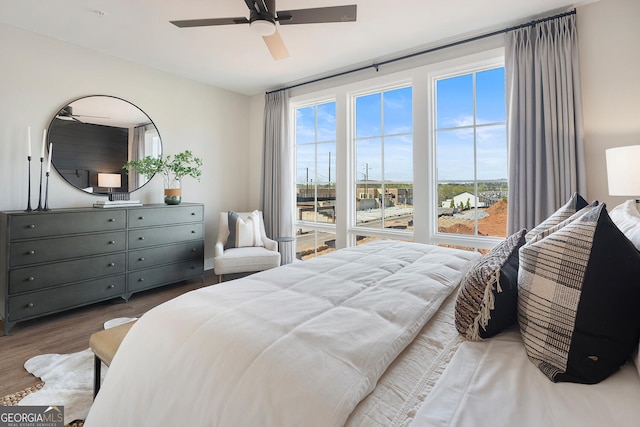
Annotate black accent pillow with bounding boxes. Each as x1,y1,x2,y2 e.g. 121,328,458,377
455,229,527,341
518,203,640,384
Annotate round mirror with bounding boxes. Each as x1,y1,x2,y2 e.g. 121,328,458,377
47,95,162,195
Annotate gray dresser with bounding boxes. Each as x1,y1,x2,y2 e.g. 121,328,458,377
0,203,204,335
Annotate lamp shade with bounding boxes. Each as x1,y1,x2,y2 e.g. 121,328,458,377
606,145,640,196
97,173,121,190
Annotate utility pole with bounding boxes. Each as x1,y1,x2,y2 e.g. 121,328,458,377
364,163,369,198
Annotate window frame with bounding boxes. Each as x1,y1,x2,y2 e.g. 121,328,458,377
289,48,506,255
291,96,339,258
350,82,415,241
425,54,506,250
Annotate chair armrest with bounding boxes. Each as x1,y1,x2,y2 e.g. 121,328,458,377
263,237,278,252
214,241,225,257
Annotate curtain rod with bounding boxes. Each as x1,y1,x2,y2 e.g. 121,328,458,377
266,8,576,95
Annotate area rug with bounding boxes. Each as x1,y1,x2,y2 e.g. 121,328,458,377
10,317,136,426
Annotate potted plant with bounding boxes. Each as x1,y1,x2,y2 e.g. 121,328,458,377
123,150,203,205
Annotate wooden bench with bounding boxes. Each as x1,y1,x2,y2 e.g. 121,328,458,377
89,320,136,398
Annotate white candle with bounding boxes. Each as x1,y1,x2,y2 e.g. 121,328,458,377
40,129,46,159
27,126,31,157
47,143,53,173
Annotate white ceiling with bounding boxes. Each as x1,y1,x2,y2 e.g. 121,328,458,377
0,0,596,96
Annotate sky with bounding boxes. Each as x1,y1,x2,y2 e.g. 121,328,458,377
295,66,507,185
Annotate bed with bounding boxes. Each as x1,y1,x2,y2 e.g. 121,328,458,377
85,240,480,426
84,198,640,426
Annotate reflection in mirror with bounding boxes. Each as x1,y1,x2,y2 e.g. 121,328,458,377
47,95,162,195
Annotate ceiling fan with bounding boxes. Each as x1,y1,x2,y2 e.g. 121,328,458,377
56,106,108,123
170,0,357,60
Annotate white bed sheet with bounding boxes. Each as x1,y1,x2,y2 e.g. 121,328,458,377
411,329,640,427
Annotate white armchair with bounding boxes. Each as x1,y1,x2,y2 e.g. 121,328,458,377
214,211,281,283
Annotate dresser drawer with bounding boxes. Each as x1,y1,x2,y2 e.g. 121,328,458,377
10,231,126,266
9,210,126,240
8,253,126,294
128,205,203,228
8,275,126,321
128,259,203,293
128,223,203,249
128,240,204,271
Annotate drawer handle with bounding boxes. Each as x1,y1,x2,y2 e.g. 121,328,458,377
191,212,196,216
28,276,35,281
108,262,115,267
139,257,145,261
108,284,115,289
109,218,116,222
191,230,196,234
191,248,197,252
27,250,35,255
139,236,145,240
28,224,35,229
138,278,145,282
139,216,144,220
109,240,116,244
27,303,34,308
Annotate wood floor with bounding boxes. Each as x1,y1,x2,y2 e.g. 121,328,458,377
0,269,227,397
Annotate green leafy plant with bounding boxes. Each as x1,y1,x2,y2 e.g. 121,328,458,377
123,150,203,188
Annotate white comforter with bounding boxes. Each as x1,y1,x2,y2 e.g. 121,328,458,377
85,241,478,427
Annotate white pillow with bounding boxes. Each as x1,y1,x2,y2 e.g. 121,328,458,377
609,200,640,251
225,210,264,249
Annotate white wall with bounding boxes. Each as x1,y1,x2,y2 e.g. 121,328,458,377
0,23,252,270
578,0,640,207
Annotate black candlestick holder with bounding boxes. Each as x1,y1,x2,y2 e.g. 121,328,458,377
36,157,44,211
25,156,32,211
43,171,50,211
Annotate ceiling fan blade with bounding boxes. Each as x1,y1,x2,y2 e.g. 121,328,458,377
170,17,249,28
277,5,357,25
263,29,289,60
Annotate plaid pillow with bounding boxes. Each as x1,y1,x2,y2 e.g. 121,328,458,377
525,192,589,241
518,203,640,384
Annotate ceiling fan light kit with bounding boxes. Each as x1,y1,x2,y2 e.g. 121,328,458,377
170,0,357,60
250,18,276,36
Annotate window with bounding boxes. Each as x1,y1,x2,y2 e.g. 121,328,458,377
294,101,337,259
290,48,506,255
434,67,507,238
354,86,413,233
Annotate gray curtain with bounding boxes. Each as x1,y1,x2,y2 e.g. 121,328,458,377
505,13,587,234
261,90,295,264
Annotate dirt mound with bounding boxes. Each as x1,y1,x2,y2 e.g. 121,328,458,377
478,200,508,237
486,199,507,216
438,223,480,235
